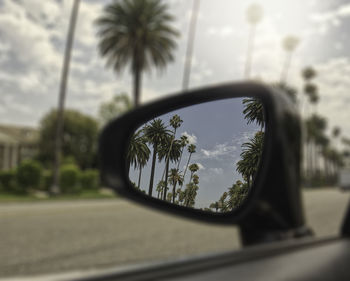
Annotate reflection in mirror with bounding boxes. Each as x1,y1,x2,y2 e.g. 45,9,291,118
127,97,265,213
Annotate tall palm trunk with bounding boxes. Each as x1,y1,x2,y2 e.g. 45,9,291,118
183,152,193,181
133,62,142,107
148,144,157,196
280,51,293,84
52,0,80,195
172,181,177,203
162,159,170,200
182,0,200,91
137,165,143,188
176,147,185,170
244,24,256,79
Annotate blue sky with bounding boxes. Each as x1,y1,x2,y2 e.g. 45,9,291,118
129,98,261,208
0,0,350,138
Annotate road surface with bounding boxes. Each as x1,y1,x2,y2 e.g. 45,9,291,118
0,188,349,278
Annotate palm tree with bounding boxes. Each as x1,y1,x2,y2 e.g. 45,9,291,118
127,130,151,187
96,0,179,106
237,131,264,186
242,98,264,130
183,182,199,207
244,3,263,79
156,180,165,199
227,180,248,210
192,174,199,185
158,138,182,200
280,35,300,83
301,67,317,179
143,119,171,196
218,192,228,212
159,115,183,192
168,168,184,203
183,144,197,180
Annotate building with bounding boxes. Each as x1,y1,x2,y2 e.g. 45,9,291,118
0,124,38,171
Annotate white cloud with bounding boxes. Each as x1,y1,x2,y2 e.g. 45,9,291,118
201,143,237,159
209,167,223,175
196,163,205,170
309,3,350,32
181,131,197,144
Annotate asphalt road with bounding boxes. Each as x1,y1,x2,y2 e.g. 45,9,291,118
0,188,349,278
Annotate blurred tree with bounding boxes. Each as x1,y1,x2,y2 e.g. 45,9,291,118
332,126,341,150
99,93,133,125
272,82,297,104
39,110,98,170
96,0,179,106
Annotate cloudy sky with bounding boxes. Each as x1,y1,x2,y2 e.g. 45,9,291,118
129,98,261,208
1,0,350,141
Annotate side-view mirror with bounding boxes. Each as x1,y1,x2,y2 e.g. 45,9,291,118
127,97,265,213
100,83,310,244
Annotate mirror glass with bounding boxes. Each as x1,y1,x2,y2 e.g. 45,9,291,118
127,97,265,213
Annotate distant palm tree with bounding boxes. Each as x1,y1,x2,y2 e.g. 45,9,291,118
156,180,165,199
96,0,179,106
209,201,220,212
301,67,317,116
176,135,189,170
280,35,300,83
183,144,197,180
183,182,199,207
332,126,341,150
227,180,249,210
244,3,263,79
159,115,183,191
192,174,199,185
127,130,150,185
158,138,182,200
188,163,199,183
218,192,228,212
168,168,184,203
143,119,171,196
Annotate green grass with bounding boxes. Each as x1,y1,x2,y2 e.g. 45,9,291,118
0,189,117,203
